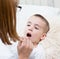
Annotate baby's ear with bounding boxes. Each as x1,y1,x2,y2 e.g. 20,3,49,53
40,33,46,41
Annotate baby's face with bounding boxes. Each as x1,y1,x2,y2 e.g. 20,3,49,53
24,16,46,45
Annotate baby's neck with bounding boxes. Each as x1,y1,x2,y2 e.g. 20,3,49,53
33,43,38,48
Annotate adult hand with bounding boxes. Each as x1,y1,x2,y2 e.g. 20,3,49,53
17,37,34,59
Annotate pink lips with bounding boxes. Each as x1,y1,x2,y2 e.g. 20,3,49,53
26,33,31,37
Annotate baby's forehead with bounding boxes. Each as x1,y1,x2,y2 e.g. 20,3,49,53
27,16,46,28
28,15,46,24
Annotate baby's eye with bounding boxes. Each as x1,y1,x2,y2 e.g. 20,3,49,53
35,27,39,30
27,24,31,26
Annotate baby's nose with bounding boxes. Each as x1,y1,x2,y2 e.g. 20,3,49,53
28,28,33,31
28,26,33,31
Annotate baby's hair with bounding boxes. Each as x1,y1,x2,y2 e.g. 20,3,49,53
34,14,50,33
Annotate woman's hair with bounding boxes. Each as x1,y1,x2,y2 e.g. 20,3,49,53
0,0,19,45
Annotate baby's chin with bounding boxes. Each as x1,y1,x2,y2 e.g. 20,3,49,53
26,36,31,40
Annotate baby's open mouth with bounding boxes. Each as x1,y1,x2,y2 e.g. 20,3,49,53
26,33,31,37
